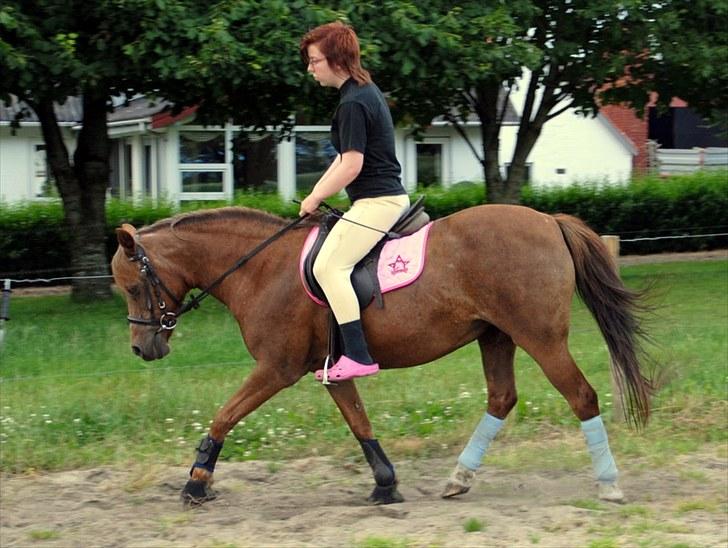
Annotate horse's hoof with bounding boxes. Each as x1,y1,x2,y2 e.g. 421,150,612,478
441,481,471,498
367,483,405,505
181,479,217,507
441,462,475,499
598,482,624,503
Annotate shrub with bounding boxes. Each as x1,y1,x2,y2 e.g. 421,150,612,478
1,171,725,281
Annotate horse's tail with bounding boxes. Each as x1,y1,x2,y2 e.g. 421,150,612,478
553,213,652,428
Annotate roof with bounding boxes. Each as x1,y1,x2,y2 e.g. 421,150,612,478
108,96,172,123
0,95,174,125
0,96,83,124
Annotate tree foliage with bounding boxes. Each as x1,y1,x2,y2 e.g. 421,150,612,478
0,0,327,299
601,0,728,127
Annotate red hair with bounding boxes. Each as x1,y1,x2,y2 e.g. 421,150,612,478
300,21,372,85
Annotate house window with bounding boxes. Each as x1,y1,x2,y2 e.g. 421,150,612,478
180,132,225,163
416,143,443,187
181,171,224,193
179,130,228,198
296,132,336,193
232,132,278,193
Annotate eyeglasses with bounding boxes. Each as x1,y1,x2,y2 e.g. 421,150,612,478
307,57,326,67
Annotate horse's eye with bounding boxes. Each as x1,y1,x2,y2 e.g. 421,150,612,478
127,285,141,298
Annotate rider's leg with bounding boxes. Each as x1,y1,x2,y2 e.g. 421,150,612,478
313,195,409,379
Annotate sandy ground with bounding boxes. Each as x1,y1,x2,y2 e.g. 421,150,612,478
1,447,726,548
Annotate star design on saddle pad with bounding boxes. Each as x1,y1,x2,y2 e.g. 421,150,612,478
388,254,410,275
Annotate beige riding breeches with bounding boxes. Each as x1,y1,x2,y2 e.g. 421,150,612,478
313,194,410,324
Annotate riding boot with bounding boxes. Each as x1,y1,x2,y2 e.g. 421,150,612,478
339,320,374,364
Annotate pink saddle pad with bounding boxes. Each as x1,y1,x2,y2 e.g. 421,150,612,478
299,222,434,307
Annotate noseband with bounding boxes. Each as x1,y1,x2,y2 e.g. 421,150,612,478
123,213,310,332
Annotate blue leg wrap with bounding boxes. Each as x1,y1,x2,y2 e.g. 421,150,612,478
458,413,505,471
581,415,618,484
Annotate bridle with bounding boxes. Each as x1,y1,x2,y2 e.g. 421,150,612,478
125,213,310,333
126,244,185,332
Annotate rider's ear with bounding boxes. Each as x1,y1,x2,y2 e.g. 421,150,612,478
116,224,137,258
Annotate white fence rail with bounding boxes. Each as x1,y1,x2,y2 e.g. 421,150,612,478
657,147,728,175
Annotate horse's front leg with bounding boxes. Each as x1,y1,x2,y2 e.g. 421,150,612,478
326,380,404,504
181,362,302,505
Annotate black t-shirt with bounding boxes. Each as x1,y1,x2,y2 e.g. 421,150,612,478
331,78,406,202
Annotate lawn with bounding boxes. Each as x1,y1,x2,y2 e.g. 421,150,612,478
0,260,726,473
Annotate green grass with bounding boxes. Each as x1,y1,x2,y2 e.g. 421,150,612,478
463,517,486,532
0,260,726,472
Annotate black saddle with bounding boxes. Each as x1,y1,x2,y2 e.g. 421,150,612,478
302,196,430,310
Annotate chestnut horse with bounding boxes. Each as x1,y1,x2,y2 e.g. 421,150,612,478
111,204,651,506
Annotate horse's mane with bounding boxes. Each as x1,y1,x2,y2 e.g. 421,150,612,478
138,207,295,236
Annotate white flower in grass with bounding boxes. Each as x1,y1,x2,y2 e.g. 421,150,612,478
191,409,200,415
165,418,174,423
459,391,471,399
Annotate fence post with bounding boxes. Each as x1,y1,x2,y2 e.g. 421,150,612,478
600,236,627,423
0,279,11,349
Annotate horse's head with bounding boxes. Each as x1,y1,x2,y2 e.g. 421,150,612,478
111,224,188,361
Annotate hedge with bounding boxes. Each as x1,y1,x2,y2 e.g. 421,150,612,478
0,171,725,281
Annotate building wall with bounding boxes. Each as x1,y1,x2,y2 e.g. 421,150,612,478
0,126,76,203
601,104,648,172
515,113,633,186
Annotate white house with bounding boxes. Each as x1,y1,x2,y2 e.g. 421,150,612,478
0,82,637,205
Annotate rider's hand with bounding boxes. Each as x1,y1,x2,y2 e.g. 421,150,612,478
299,194,322,216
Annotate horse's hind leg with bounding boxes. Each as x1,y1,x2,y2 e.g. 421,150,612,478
443,330,516,498
326,380,404,504
524,338,624,503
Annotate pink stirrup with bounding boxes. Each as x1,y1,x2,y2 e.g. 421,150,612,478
315,356,380,382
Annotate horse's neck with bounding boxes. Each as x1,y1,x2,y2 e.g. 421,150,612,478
156,222,301,307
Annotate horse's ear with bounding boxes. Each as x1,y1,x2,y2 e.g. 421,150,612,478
116,224,137,258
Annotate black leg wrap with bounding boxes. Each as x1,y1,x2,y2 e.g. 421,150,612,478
359,438,404,504
189,435,223,476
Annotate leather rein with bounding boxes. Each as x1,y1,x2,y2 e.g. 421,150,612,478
126,214,309,333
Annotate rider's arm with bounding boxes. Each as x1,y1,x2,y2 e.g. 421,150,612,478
299,151,363,215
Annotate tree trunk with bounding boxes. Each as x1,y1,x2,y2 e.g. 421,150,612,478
474,84,506,204
503,67,559,204
504,122,542,203
35,94,112,301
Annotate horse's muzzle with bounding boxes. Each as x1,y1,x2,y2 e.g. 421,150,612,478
131,332,170,361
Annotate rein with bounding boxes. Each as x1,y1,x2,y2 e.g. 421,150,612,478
127,214,309,332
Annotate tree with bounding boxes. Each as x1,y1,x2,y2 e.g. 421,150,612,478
601,0,728,127
345,1,654,203
0,1,329,300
